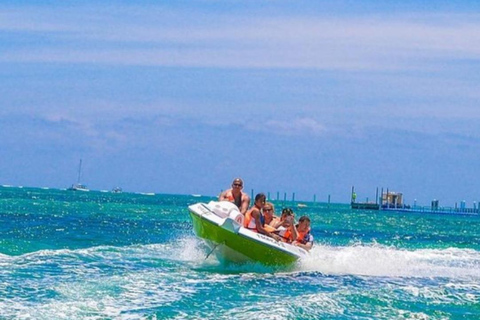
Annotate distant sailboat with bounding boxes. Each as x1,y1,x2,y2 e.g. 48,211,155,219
68,159,89,191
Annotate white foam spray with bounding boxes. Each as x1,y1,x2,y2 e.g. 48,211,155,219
299,243,480,279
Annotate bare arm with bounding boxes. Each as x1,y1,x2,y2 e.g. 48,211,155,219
252,210,281,241
239,193,250,215
295,241,313,251
218,190,228,201
268,217,279,227
272,218,285,229
272,216,292,229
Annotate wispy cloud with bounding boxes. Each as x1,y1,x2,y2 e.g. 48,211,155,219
243,117,326,136
1,5,480,70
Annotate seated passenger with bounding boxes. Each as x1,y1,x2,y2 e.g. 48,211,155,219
218,178,250,215
272,208,294,229
293,216,314,251
262,202,280,232
274,208,298,243
244,193,281,241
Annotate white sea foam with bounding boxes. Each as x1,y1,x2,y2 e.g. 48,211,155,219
299,244,480,279
154,237,480,279
0,239,203,266
1,241,479,319
0,242,205,319
3,240,480,280
175,237,208,262
171,237,480,279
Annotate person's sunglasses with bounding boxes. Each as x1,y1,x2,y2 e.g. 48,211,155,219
264,208,272,212
233,183,242,187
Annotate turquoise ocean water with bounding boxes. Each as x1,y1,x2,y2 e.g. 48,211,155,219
1,186,479,319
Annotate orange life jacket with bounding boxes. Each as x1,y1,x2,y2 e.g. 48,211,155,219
244,210,257,232
296,227,311,244
277,227,294,243
225,191,234,201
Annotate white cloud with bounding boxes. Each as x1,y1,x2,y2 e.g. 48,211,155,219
243,117,326,136
1,6,480,70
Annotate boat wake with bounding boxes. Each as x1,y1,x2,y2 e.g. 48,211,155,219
300,243,480,279
1,239,479,319
2,239,478,280
172,237,480,279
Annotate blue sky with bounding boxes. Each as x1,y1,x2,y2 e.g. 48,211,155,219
1,1,480,206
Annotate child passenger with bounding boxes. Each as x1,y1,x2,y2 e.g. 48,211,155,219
274,208,298,243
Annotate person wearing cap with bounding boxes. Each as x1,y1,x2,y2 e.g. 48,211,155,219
218,178,251,215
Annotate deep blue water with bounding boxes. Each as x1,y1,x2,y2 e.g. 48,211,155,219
1,186,479,319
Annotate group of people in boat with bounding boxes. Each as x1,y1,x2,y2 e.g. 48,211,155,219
219,178,314,251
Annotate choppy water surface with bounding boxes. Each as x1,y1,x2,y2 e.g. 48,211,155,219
1,186,479,319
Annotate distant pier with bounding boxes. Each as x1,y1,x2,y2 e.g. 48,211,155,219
350,186,380,210
351,186,479,215
351,202,379,210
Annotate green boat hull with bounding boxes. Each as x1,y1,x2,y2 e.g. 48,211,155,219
189,211,299,266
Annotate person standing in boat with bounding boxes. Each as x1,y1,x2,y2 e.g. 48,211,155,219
218,178,250,215
293,216,314,251
244,193,282,241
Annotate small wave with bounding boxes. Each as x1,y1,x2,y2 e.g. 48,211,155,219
0,238,210,268
0,240,232,319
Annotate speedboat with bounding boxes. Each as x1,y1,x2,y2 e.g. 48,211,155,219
188,201,309,265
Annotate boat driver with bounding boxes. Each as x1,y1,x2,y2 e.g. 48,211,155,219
218,178,250,215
